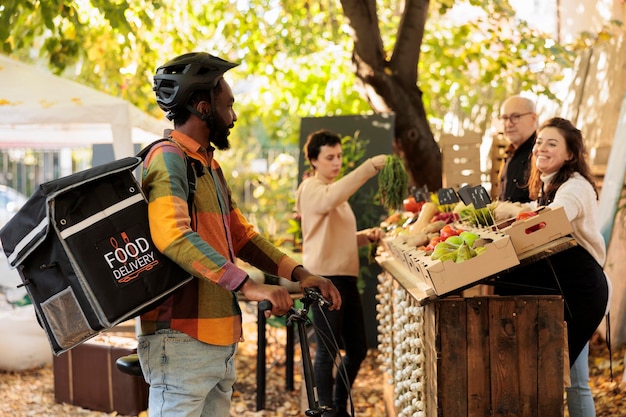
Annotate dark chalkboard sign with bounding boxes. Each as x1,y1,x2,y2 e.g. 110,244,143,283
438,188,459,205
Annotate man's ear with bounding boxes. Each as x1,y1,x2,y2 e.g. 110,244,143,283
197,100,211,115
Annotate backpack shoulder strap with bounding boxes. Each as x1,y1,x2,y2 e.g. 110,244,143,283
136,138,197,219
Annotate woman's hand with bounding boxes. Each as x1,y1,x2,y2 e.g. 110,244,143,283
370,154,388,171
494,201,532,221
366,227,384,243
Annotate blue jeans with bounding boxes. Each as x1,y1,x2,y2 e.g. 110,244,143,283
566,342,596,417
137,329,237,417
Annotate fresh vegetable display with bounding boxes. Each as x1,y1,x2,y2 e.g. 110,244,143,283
382,194,499,264
377,189,543,297
429,211,459,224
454,201,497,226
408,202,439,234
430,231,487,263
378,155,409,211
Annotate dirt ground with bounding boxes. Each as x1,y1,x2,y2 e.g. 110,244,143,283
1,312,624,417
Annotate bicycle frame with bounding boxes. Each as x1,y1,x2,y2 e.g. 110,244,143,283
260,288,332,416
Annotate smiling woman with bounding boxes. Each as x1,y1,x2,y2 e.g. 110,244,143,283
533,127,574,175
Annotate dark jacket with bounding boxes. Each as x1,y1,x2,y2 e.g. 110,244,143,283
498,132,536,203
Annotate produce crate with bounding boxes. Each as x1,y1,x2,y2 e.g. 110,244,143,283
384,228,519,296
53,334,148,415
500,206,573,254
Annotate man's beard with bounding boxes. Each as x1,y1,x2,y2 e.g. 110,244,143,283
209,114,232,150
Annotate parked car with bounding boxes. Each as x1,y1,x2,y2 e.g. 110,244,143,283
0,185,28,229
0,185,29,290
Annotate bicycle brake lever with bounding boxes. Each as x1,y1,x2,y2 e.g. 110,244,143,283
304,287,332,307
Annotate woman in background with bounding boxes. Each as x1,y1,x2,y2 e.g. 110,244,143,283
296,129,386,417
496,117,609,417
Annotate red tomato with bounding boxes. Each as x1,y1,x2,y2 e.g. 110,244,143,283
439,225,460,239
516,211,538,221
403,197,424,213
424,236,443,252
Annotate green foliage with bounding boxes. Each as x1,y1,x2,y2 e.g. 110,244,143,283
339,133,368,179
0,0,588,142
420,0,577,132
219,143,301,248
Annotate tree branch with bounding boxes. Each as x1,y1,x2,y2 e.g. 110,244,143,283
339,0,386,68
391,0,430,87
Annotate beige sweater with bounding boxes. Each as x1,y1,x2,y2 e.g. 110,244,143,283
295,158,379,277
538,172,606,265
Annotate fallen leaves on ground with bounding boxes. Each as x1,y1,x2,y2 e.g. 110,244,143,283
1,312,624,417
585,333,626,417
0,305,385,417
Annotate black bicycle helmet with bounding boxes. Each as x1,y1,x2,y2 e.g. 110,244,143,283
153,52,239,119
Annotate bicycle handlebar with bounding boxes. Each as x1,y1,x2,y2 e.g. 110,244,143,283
258,299,273,312
257,287,331,315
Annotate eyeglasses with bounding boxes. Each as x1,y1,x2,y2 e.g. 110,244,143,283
498,112,533,124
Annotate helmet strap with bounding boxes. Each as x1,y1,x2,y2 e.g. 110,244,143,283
186,103,213,125
185,89,217,143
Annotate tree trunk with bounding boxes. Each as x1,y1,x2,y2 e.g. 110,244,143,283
340,0,442,192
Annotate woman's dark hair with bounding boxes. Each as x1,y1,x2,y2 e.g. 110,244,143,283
303,129,342,169
528,117,598,203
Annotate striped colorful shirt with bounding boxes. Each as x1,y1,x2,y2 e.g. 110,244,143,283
139,130,299,345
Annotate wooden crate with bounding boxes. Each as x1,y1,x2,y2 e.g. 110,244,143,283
440,132,483,188
425,296,564,417
489,133,509,200
377,264,565,417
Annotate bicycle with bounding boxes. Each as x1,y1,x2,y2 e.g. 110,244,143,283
116,287,354,416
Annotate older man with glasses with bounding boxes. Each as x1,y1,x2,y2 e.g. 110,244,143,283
497,95,538,203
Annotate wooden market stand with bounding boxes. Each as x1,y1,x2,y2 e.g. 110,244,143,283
375,236,576,417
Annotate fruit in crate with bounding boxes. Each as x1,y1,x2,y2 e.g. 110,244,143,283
420,224,463,252
429,211,460,224
430,230,487,263
438,224,460,239
431,241,459,261
408,201,439,234
515,211,538,221
402,196,425,213
492,201,533,225
380,211,413,235
459,231,479,246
